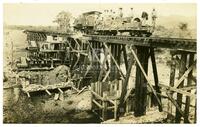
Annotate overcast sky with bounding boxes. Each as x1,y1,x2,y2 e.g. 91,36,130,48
4,3,196,26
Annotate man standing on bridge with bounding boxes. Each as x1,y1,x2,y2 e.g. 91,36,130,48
151,8,157,28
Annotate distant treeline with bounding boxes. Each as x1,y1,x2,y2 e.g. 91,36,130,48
4,25,58,31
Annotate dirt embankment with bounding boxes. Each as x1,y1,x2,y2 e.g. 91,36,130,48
3,87,99,123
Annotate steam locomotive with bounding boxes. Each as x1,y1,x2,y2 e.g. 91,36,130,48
74,8,157,37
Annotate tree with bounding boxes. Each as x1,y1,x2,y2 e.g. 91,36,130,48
53,11,72,32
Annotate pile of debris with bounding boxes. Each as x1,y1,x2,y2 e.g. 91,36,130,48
17,65,72,93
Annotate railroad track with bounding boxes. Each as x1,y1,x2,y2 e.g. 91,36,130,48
84,35,196,52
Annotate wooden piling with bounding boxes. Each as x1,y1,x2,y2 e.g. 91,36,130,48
168,53,176,116
114,99,119,121
134,46,149,117
122,45,128,71
150,48,162,111
194,99,197,123
102,92,108,121
175,52,187,123
117,49,134,120
184,53,194,123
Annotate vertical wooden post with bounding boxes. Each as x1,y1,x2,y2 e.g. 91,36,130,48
122,45,129,72
117,49,134,120
184,53,194,123
114,99,119,121
168,53,176,117
150,48,162,111
175,52,187,123
194,99,197,123
102,92,108,121
134,46,149,117
110,44,117,81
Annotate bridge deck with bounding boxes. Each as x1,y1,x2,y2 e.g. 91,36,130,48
84,35,196,52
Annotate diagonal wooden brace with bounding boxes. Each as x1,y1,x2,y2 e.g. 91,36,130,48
130,47,162,108
87,41,107,73
173,59,196,88
103,43,125,79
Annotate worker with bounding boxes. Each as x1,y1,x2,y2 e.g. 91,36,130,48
112,11,117,20
129,8,134,19
151,8,157,27
141,11,148,26
109,9,113,17
118,8,123,18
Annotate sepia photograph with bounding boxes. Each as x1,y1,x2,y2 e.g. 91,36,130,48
2,1,197,124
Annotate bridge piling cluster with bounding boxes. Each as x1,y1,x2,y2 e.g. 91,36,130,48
17,30,197,123
79,35,196,123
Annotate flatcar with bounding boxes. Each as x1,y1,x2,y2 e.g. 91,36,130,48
73,8,157,37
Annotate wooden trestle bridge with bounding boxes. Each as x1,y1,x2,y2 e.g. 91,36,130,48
68,35,196,123
17,30,197,123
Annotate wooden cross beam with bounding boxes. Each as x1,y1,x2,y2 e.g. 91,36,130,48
159,84,196,98
175,55,196,84
102,70,111,82
173,59,196,88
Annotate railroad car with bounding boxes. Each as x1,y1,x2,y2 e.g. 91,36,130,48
73,9,156,37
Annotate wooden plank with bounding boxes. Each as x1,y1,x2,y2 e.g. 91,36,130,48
102,92,108,121
134,46,149,117
114,100,119,121
173,59,196,88
45,89,51,95
130,47,162,112
194,99,197,123
166,92,185,118
98,46,108,81
175,53,187,123
26,92,30,98
150,48,162,111
92,99,103,109
122,45,129,72
180,86,196,91
159,84,196,98
123,88,134,103
85,35,196,52
58,88,63,93
107,106,115,110
87,41,107,73
91,90,103,100
71,85,79,92
77,86,87,95
116,48,135,120
108,99,115,105
102,70,110,82
184,53,194,123
168,53,176,115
